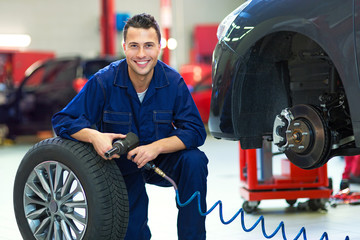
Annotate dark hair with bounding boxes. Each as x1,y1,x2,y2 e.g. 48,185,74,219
123,13,161,43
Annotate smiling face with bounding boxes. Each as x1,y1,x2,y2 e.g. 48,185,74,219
123,27,161,86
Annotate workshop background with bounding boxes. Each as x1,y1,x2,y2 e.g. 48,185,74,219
1,0,360,240
0,0,242,69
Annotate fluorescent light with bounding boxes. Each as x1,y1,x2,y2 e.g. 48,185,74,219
0,34,31,48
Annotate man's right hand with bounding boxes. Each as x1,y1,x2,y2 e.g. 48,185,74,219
71,128,126,160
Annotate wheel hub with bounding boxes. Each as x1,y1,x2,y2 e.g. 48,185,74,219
273,104,330,169
286,119,312,154
49,200,58,213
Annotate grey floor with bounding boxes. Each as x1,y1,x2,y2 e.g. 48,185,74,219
1,135,360,240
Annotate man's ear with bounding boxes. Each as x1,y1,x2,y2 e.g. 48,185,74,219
122,42,126,51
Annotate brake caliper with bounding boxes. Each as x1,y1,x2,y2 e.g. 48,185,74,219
273,108,293,152
273,107,314,154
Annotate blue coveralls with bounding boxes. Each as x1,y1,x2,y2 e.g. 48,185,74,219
52,59,208,240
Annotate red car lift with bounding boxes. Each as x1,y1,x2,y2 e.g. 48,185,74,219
239,141,332,213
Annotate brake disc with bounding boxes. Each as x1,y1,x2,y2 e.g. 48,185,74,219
273,104,331,169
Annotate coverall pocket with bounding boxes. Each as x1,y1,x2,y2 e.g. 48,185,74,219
103,111,132,134
153,110,173,139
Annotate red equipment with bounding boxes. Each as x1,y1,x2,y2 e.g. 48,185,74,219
190,24,218,64
0,50,54,86
330,188,360,207
180,64,212,123
100,0,116,57
239,142,332,213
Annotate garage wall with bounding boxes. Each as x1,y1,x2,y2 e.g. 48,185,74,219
0,0,243,69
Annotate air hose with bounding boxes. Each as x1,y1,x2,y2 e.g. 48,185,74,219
147,162,351,240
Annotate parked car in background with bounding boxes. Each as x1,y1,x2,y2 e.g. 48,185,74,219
209,0,360,169
0,56,117,141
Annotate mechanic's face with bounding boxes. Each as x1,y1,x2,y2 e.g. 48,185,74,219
123,27,161,82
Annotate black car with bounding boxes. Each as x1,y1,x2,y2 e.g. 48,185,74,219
0,56,116,141
209,0,360,169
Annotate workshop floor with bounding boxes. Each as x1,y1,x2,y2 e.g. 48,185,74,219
1,135,359,240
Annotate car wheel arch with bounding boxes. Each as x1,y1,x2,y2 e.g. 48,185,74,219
230,31,352,149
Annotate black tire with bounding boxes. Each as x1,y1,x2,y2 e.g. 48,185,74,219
285,199,297,206
13,137,129,240
308,199,327,211
242,201,257,213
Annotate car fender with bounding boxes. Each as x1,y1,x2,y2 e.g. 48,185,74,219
219,0,360,147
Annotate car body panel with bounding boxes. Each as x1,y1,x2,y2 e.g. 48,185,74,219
209,0,360,149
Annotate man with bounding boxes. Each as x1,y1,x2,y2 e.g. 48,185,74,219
52,13,208,240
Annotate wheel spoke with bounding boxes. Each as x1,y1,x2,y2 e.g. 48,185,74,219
25,181,48,201
62,216,82,239
53,220,62,240
34,216,51,237
24,194,47,206
60,219,74,240
35,168,51,194
61,172,75,197
65,211,86,226
61,184,84,203
45,218,54,240
26,207,47,220
44,163,55,195
53,163,64,193
65,200,87,209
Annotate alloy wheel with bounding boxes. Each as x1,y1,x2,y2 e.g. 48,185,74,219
23,161,88,239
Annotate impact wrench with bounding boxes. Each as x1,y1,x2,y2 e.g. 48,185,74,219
104,132,178,190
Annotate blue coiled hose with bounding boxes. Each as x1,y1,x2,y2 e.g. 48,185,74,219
150,164,350,240
175,189,350,240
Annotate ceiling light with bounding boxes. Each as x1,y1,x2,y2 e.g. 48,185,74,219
0,34,31,48
167,38,177,50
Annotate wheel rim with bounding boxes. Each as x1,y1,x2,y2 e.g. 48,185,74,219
23,161,88,240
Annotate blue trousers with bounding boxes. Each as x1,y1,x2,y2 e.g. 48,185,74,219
121,148,208,240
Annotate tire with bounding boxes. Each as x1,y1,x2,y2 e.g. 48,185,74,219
308,198,327,211
242,201,258,213
285,199,297,206
13,137,129,240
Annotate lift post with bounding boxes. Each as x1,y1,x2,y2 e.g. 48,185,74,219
239,141,332,212
100,0,116,57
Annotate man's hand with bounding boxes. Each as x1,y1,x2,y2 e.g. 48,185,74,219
91,132,127,160
127,136,186,168
71,128,126,160
127,143,161,168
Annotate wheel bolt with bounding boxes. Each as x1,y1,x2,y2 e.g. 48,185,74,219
61,205,68,213
56,215,62,222
56,192,62,200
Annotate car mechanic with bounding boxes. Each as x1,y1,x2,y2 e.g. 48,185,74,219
52,13,208,240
